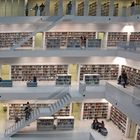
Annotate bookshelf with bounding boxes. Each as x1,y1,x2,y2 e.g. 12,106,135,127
89,1,97,16
110,106,127,134
0,33,32,48
84,74,100,85
37,117,54,130
77,2,84,16
122,65,140,86
11,65,68,81
45,32,67,49
113,3,119,16
101,1,109,16
88,39,101,48
45,32,96,49
8,103,70,120
137,128,140,140
130,32,140,42
107,32,128,47
56,116,74,130
80,64,119,81
83,102,108,119
56,74,71,85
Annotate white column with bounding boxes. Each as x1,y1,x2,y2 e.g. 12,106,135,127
84,0,89,16
96,0,101,16
106,102,111,120
44,0,50,16
109,0,114,16
71,0,76,15
125,117,131,138
43,32,46,50
134,125,139,140
80,102,84,120
103,32,108,48
32,36,35,50
58,0,63,16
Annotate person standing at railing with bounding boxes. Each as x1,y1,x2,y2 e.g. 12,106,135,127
80,35,87,49
131,0,136,7
33,4,39,16
39,3,45,16
66,1,72,15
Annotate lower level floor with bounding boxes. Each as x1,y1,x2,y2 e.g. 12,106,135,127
0,110,135,140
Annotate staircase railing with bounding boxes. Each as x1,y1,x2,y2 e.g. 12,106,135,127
4,89,71,137
11,16,64,50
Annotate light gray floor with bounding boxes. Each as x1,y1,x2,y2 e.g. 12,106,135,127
0,112,135,140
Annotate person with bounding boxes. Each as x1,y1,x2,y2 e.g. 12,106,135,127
66,1,72,15
33,76,37,82
98,121,105,132
117,75,122,84
80,35,87,49
92,118,99,130
121,70,128,88
131,0,135,7
15,114,20,123
24,102,32,120
0,77,2,82
33,4,39,16
25,2,29,16
39,3,45,16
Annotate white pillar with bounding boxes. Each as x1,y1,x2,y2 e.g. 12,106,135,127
71,0,76,15
109,0,114,16
80,102,84,120
134,125,139,140
58,0,63,16
125,117,131,138
43,32,46,50
103,32,108,48
97,0,101,16
44,0,50,16
84,0,89,16
106,102,111,120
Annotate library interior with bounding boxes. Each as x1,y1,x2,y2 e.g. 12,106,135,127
0,0,140,140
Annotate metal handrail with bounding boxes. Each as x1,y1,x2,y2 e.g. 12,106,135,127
5,86,69,136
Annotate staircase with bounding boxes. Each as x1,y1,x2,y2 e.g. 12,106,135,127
5,92,72,137
11,16,64,50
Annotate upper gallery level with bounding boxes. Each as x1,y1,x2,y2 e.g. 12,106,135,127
0,0,140,17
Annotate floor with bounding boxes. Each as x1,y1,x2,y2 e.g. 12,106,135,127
0,111,135,140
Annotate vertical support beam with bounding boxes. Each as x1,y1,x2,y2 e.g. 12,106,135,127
43,32,46,50
109,0,114,16
125,117,131,138
84,0,89,16
58,0,63,16
71,0,76,15
106,102,111,120
44,0,50,16
80,102,84,120
104,32,108,48
96,0,101,16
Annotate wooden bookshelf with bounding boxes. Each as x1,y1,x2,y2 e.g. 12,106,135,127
101,1,109,16
110,106,127,134
80,64,119,81
122,65,140,86
56,116,74,130
8,103,70,120
77,2,84,16
137,128,140,140
83,102,108,119
0,33,32,48
107,32,128,47
11,65,68,81
89,1,97,16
